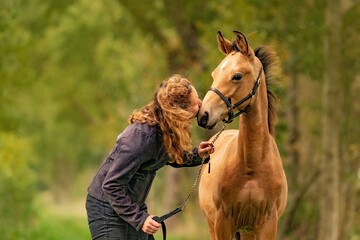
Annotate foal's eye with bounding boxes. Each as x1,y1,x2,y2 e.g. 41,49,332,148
232,74,243,81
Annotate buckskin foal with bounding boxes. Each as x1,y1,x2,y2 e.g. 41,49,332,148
197,31,287,240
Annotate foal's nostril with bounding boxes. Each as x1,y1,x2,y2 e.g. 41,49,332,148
198,111,209,128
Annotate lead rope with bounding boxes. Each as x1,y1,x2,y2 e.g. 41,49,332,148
151,123,227,240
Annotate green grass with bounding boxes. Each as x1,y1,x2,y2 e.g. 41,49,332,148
24,191,207,240
153,232,205,240
26,211,203,240
28,213,90,240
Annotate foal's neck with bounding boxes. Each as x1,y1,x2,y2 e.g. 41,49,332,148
237,79,270,166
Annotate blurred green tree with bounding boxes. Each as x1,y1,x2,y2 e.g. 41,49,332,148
1,0,359,239
0,132,37,239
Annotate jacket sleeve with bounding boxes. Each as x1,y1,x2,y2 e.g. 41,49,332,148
167,146,210,168
102,127,154,231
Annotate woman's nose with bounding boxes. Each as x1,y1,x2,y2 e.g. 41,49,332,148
198,99,202,107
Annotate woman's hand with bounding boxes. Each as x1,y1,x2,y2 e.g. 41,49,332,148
142,215,161,235
198,141,215,159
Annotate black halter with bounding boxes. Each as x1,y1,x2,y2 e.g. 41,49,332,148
208,65,263,123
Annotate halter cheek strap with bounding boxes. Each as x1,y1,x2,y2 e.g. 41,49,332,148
208,64,263,123
208,87,235,121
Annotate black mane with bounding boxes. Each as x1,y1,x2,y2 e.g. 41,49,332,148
254,46,280,136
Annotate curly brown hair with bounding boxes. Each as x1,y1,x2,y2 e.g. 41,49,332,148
128,74,194,164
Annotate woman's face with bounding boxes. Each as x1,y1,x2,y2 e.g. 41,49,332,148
187,87,202,119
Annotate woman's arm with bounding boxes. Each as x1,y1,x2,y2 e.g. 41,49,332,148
167,142,214,168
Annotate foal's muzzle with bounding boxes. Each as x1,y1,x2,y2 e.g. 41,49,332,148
197,111,217,129
197,111,208,128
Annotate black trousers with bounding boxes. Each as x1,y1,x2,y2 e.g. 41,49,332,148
86,194,149,240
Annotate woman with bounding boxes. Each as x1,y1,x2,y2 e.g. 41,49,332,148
86,74,214,239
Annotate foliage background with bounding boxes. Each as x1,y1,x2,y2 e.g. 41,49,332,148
1,0,359,239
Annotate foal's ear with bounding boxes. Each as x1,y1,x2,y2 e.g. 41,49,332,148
233,31,249,56
217,31,233,55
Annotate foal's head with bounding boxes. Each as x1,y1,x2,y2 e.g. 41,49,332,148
198,31,264,129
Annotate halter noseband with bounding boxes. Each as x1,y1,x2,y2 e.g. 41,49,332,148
208,64,263,123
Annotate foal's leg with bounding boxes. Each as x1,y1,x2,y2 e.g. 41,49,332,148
214,210,233,240
206,218,216,240
254,217,278,240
